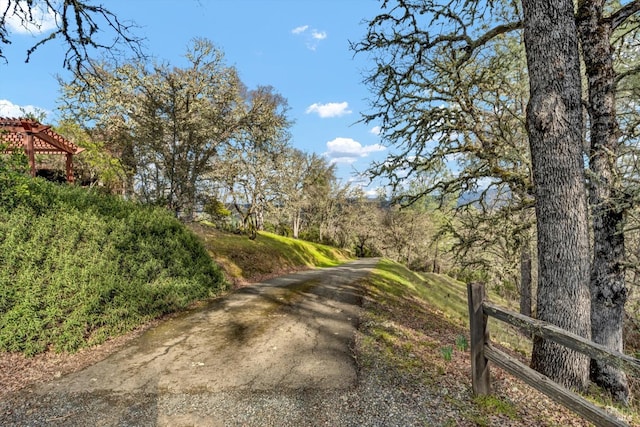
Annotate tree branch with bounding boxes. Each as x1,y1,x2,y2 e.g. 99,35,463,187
616,64,640,85
608,0,640,30
1,0,144,73
459,21,523,65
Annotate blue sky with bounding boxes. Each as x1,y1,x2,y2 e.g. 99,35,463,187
0,0,387,194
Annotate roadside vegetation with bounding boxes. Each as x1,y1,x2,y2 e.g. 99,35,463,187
0,170,227,356
0,169,638,424
357,259,640,426
0,169,351,357
190,222,352,286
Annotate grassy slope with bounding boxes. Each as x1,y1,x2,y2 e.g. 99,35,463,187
0,175,228,355
190,223,352,286
359,259,638,426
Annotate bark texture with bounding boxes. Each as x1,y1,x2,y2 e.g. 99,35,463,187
577,0,629,404
521,0,591,390
519,241,532,318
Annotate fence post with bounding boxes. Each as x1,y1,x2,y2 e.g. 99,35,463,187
468,282,490,395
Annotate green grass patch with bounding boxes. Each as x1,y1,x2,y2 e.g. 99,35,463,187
0,172,227,355
191,223,352,284
473,395,519,420
356,259,532,424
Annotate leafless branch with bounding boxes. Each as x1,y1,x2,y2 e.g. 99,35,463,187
608,0,640,30
1,0,145,74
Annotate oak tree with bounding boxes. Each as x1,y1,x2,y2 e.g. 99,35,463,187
355,0,592,389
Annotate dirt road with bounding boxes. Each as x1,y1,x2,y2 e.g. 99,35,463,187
0,258,378,426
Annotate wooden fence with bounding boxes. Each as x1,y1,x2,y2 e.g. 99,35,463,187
467,282,640,427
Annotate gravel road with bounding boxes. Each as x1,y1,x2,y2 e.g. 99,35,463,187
0,258,453,426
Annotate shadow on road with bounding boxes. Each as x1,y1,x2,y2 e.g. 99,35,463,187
0,258,379,426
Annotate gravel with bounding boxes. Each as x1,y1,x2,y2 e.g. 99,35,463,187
0,367,468,427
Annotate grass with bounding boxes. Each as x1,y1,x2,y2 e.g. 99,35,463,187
356,259,639,426
356,259,526,424
190,222,352,285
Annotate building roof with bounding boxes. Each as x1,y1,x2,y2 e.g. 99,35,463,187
0,117,84,155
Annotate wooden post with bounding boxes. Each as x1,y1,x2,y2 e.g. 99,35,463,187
65,153,74,183
468,282,490,395
25,133,36,177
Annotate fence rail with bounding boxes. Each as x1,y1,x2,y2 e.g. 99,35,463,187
467,282,638,427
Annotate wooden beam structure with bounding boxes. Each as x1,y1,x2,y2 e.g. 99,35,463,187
0,117,84,183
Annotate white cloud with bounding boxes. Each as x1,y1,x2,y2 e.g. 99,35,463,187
370,126,381,135
324,137,386,164
291,25,308,35
305,102,352,118
291,24,327,50
0,0,58,35
311,30,327,40
0,99,45,118
363,187,381,198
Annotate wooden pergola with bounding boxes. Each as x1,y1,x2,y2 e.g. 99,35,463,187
0,117,84,183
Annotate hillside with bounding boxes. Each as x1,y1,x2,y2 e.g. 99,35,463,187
356,259,639,426
0,177,637,424
189,222,352,286
0,173,228,356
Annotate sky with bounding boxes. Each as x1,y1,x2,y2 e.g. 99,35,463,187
0,0,389,194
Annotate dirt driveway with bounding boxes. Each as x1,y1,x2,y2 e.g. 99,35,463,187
0,258,378,426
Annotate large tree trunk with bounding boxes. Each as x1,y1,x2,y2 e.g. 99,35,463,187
577,0,629,404
522,0,591,390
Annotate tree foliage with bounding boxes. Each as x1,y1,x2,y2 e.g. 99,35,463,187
59,39,294,221
354,0,525,206
274,149,337,239
215,85,292,233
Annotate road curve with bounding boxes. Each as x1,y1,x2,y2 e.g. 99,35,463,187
0,258,379,426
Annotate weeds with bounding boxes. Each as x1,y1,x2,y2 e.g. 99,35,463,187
441,345,453,361
473,395,519,420
455,334,468,352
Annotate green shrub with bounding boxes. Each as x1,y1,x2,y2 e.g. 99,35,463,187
0,173,227,355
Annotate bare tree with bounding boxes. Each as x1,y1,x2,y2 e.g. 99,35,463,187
1,0,143,72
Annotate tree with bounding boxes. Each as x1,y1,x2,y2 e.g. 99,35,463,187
60,39,247,219
54,120,125,189
343,189,382,257
355,3,537,313
355,0,591,390
447,191,535,307
217,85,292,235
380,203,427,266
59,61,147,196
274,149,336,239
576,0,640,403
306,178,351,246
1,0,142,72
517,0,593,390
